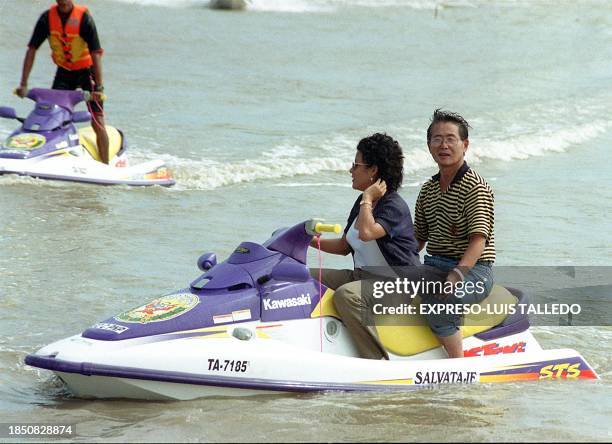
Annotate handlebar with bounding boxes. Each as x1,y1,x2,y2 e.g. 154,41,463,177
13,88,106,102
82,91,107,102
305,219,342,236
314,222,341,234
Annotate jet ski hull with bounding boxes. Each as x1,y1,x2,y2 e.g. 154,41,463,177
26,320,599,400
0,150,174,186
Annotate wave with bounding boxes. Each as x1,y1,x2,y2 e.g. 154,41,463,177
247,0,330,13
151,153,351,190
108,0,325,12
108,0,520,13
244,0,479,13
134,113,610,191
271,182,352,188
109,0,209,8
470,121,610,163
2,117,608,191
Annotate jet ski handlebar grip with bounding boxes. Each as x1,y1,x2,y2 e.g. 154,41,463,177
82,91,107,102
314,223,342,234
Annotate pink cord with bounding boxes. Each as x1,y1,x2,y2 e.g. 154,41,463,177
86,99,104,129
87,76,104,129
316,234,323,352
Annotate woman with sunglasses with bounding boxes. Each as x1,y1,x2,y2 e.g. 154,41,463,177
310,132,420,360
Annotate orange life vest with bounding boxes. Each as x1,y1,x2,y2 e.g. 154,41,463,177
48,4,93,70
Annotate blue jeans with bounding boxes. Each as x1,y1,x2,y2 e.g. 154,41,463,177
420,255,494,337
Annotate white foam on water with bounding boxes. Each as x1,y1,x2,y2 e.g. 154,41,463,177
271,182,352,188
109,0,209,7
469,121,611,164
109,0,329,12
247,0,521,13
0,175,73,188
124,111,611,191
145,128,439,190
248,0,331,13
263,144,306,159
159,153,350,190
327,0,474,10
108,0,506,12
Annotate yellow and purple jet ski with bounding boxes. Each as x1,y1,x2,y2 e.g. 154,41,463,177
0,88,174,186
25,220,599,400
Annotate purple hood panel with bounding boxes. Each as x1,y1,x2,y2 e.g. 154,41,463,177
82,288,261,341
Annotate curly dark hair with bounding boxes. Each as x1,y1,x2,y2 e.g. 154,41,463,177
356,133,404,192
426,109,471,143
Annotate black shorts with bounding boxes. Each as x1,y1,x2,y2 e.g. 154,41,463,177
52,67,104,114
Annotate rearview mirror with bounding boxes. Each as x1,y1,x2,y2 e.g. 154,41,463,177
197,252,217,271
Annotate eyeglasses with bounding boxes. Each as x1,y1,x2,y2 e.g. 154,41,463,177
429,136,461,147
351,162,370,169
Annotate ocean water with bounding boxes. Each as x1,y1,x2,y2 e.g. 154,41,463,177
0,0,611,442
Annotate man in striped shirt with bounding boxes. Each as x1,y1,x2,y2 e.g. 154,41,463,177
413,109,495,358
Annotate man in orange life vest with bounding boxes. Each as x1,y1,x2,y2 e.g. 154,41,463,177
16,0,110,165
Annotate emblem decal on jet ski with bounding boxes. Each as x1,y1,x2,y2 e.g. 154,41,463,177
6,133,46,150
115,293,200,324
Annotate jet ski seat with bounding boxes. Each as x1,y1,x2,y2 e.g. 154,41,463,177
311,284,519,357
78,125,123,162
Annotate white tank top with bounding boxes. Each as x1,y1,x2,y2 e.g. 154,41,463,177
346,218,391,269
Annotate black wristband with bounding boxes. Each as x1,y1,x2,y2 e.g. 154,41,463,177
94,85,104,92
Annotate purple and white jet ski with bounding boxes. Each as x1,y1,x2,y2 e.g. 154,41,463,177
25,220,599,400
0,88,174,186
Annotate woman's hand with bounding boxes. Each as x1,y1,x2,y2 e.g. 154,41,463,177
357,179,389,242
434,267,467,300
363,179,387,204
15,86,28,98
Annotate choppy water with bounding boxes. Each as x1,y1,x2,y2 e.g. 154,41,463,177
0,0,611,442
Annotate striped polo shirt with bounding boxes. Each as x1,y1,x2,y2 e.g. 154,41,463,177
414,162,495,262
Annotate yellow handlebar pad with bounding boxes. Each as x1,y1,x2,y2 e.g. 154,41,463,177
83,91,107,102
314,223,342,234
